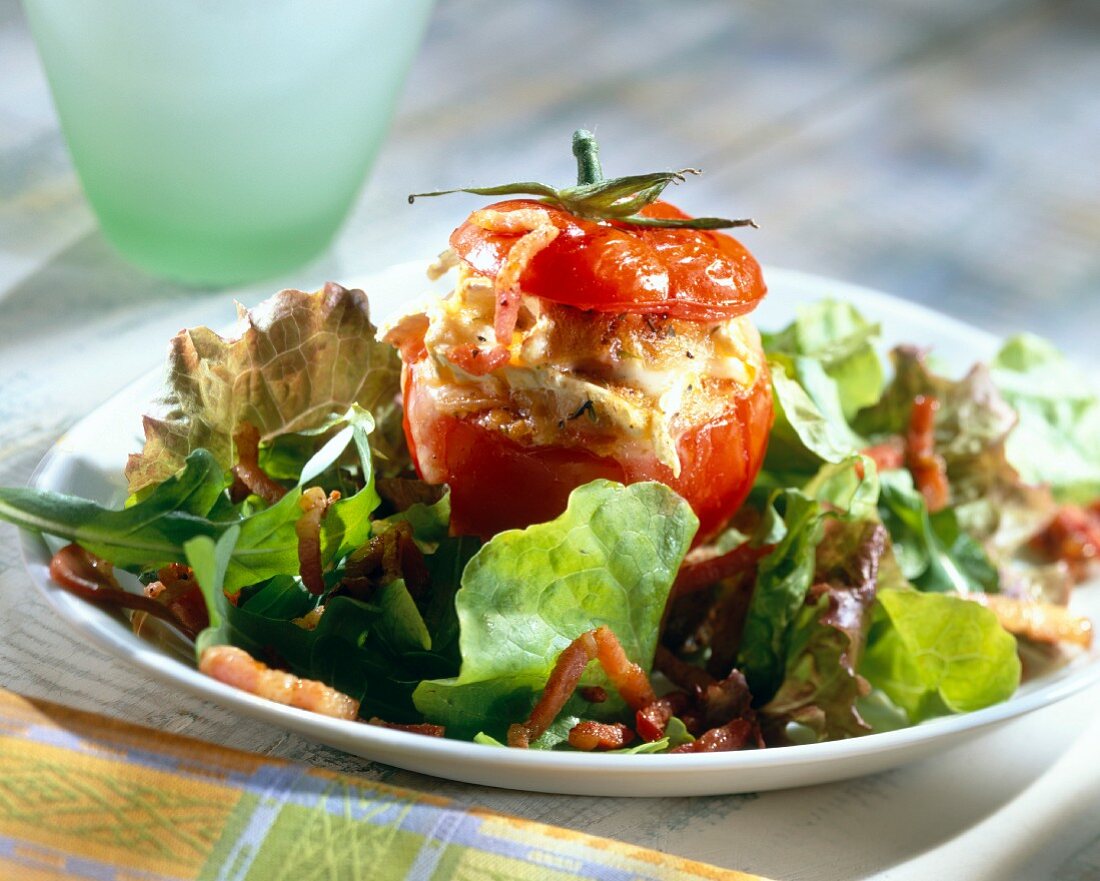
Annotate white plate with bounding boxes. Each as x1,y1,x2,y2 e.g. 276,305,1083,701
18,263,1100,797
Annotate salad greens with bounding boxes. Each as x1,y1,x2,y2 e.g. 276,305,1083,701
0,283,1092,753
414,480,696,740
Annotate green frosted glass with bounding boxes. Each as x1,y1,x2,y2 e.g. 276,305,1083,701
22,0,435,285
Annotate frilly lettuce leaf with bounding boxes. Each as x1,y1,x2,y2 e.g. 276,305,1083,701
737,457,878,703
860,588,1020,723
413,481,697,739
856,345,1054,553
762,521,887,740
991,334,1100,503
125,282,403,493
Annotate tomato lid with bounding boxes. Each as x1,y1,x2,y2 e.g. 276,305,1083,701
410,129,765,327
449,198,765,320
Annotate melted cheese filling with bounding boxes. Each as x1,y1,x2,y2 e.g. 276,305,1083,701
384,265,764,476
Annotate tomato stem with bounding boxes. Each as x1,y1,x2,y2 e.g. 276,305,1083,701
572,129,605,186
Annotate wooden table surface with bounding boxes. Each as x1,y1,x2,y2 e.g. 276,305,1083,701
2,1,1099,878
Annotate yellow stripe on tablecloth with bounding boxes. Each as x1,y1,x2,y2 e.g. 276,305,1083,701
0,734,241,878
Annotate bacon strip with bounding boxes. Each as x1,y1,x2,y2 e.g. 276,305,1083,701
49,544,202,640
470,207,560,345
232,422,287,505
906,395,949,512
862,437,905,472
1030,504,1100,582
670,719,758,753
593,626,657,709
296,487,337,595
508,630,597,747
506,626,657,748
200,644,359,719
673,543,773,596
966,592,1093,648
144,563,209,637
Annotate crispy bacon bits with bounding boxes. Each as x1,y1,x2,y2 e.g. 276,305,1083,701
1030,504,1100,581
144,563,209,637
506,625,764,753
507,626,657,748
906,395,950,512
568,721,635,751
340,520,432,600
199,644,359,720
368,718,446,737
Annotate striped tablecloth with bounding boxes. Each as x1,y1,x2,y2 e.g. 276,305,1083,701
0,689,765,881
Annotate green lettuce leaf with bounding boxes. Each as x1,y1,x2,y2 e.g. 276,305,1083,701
763,299,885,419
991,334,1100,503
878,469,997,594
860,588,1020,722
736,489,825,702
189,525,242,657
413,481,697,739
124,283,403,493
764,360,863,475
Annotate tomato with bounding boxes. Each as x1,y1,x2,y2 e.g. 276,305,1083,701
401,356,773,543
450,199,766,322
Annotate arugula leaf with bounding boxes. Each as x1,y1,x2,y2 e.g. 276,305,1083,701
0,450,224,571
413,481,697,739
124,283,403,493
860,588,1020,722
2,409,381,592
188,525,243,657
991,334,1100,503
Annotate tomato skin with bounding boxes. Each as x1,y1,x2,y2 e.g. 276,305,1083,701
450,200,766,321
402,357,773,542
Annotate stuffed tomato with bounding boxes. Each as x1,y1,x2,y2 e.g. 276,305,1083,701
387,133,773,541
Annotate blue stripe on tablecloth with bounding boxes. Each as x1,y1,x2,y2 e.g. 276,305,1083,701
0,834,187,881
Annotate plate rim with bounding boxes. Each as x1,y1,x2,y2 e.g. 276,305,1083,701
16,263,1100,791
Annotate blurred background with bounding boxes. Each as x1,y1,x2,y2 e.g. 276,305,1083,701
1,0,1098,386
